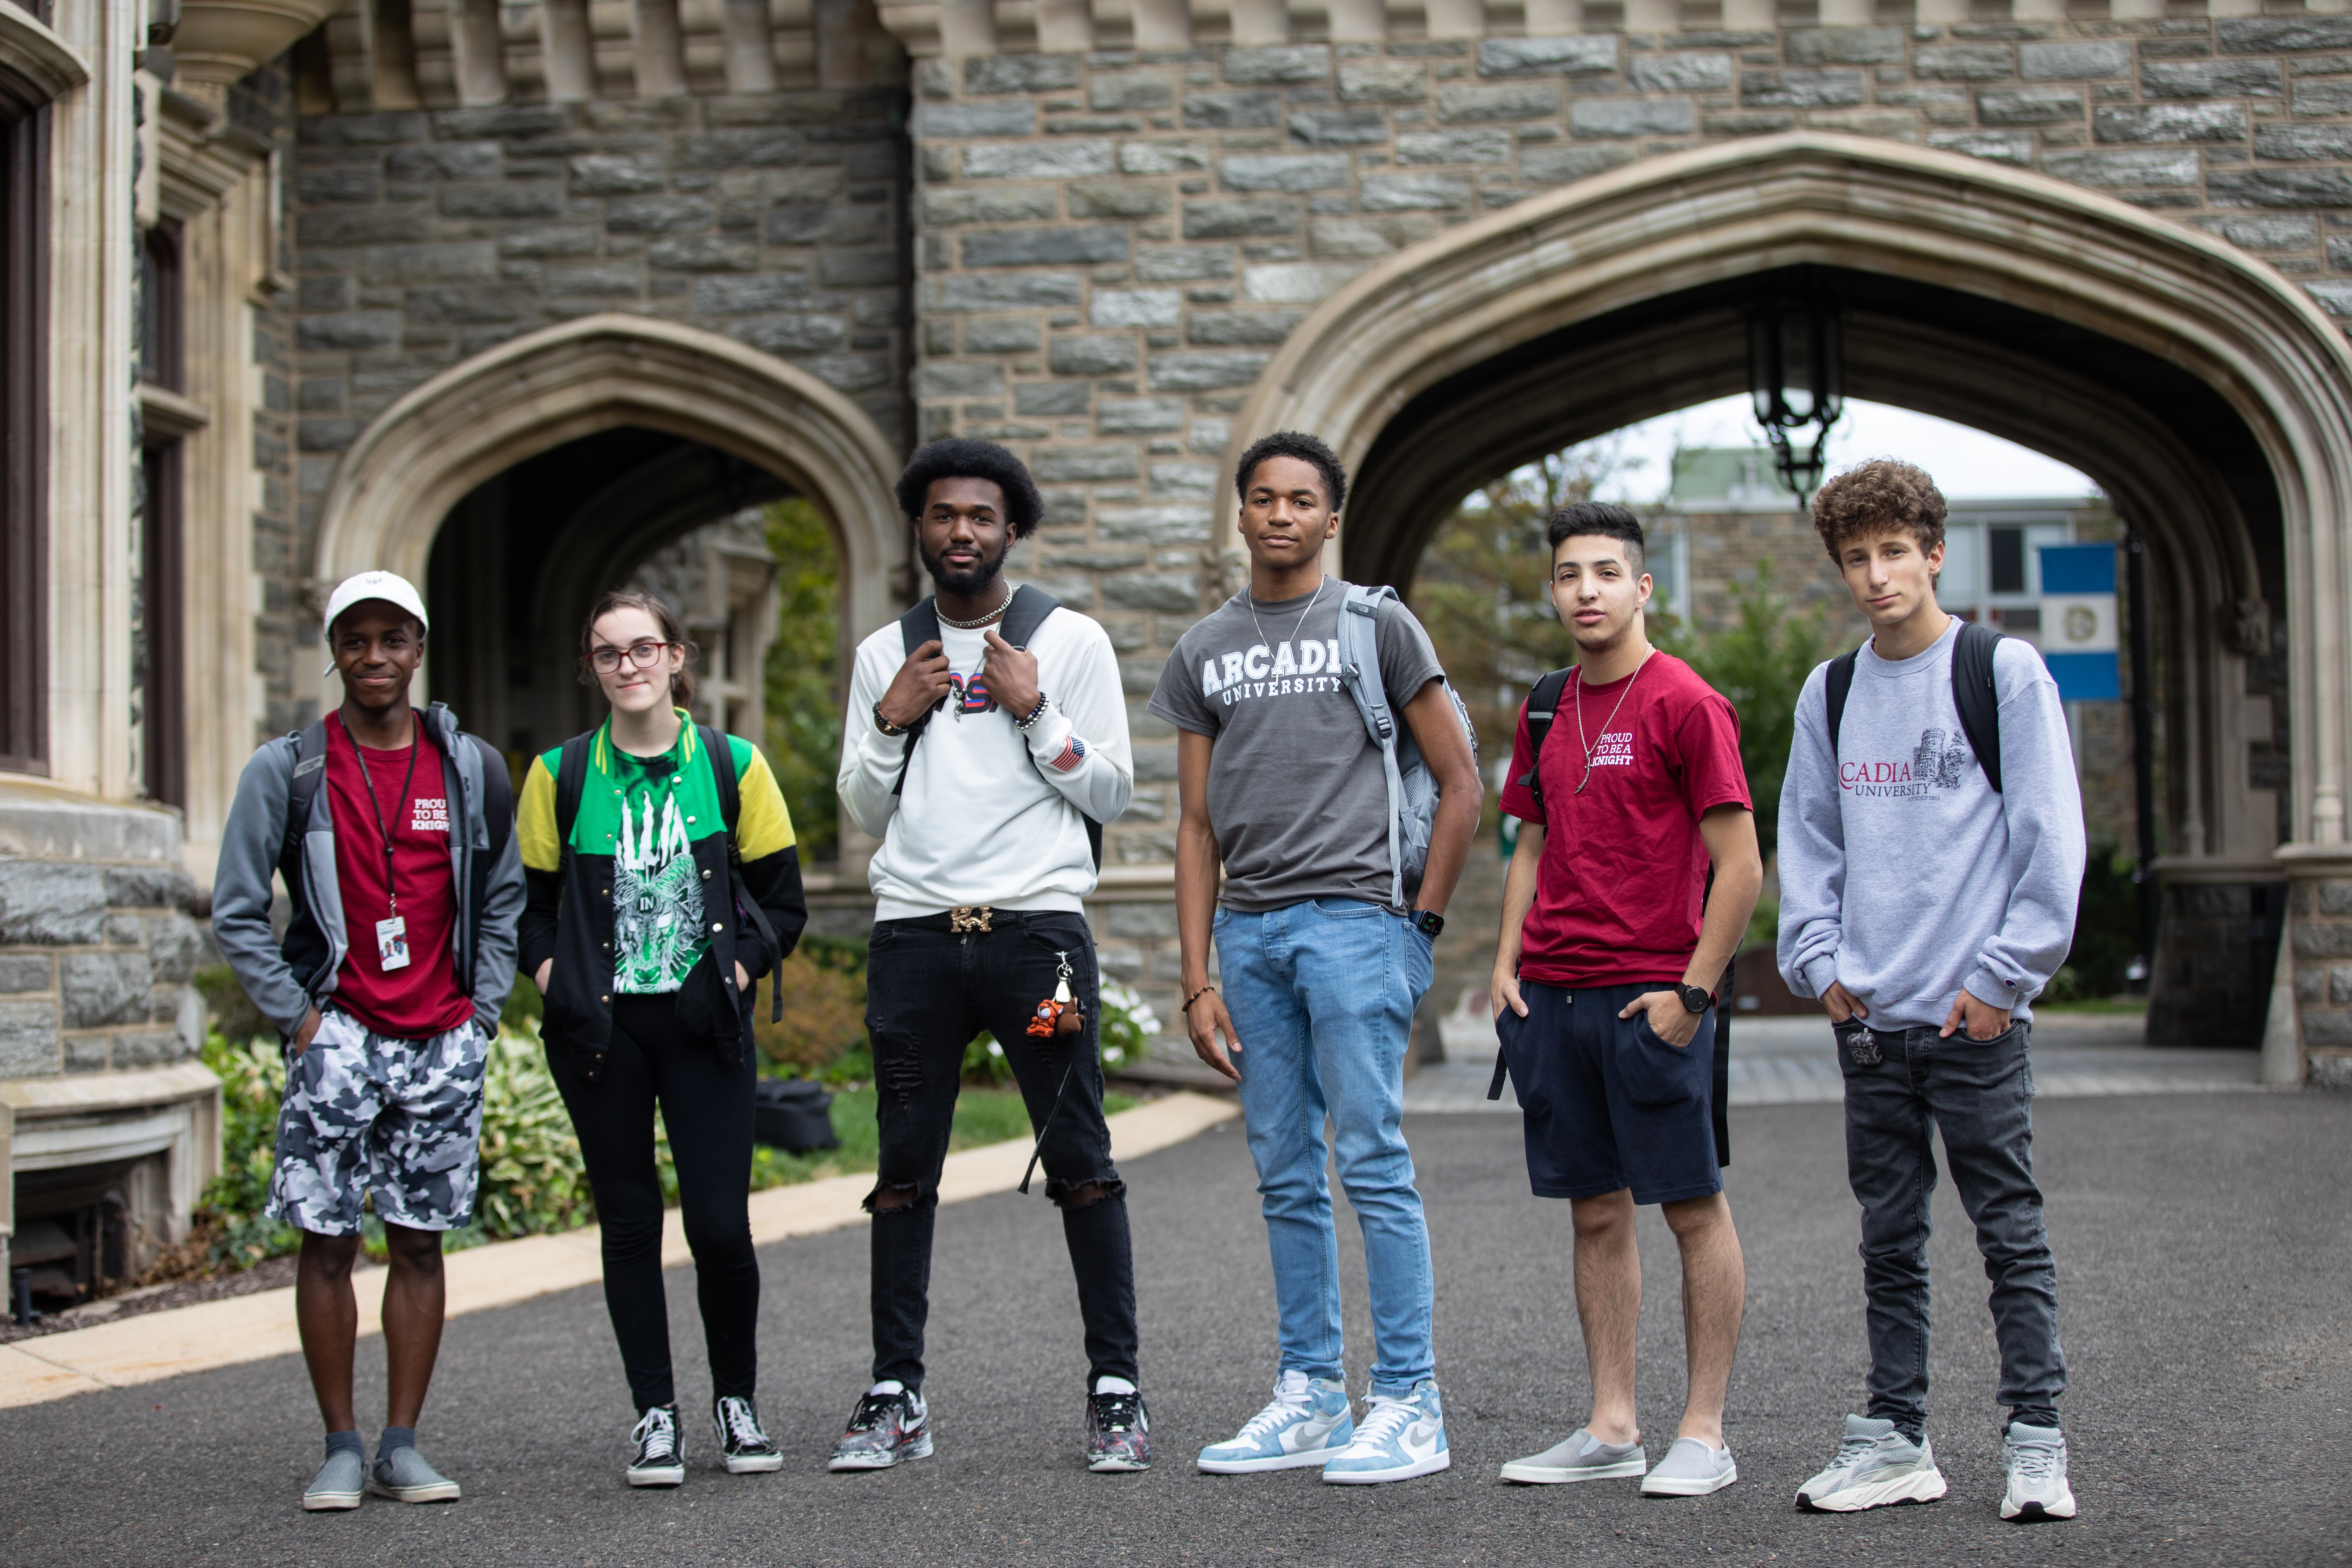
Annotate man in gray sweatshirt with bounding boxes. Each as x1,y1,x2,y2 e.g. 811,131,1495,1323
1775,461,2085,1525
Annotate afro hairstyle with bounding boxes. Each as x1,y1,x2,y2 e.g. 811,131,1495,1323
1234,430,1348,512
895,438,1045,537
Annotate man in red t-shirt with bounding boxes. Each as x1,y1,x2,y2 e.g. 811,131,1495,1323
1488,503,1763,1500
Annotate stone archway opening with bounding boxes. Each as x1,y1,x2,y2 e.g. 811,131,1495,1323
1233,132,2352,1068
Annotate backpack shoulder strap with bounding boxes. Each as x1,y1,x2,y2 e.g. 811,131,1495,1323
471,734,513,863
555,733,593,845
1515,667,1576,817
1336,582,1398,746
700,723,784,1019
999,583,1060,648
1951,620,2005,794
278,719,331,880
700,723,740,834
1824,649,1861,756
892,597,944,800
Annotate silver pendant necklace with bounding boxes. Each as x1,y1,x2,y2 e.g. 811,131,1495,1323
1573,649,1655,795
1248,574,1326,653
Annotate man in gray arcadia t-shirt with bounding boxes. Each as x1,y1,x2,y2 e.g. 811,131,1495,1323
1150,431,1482,1486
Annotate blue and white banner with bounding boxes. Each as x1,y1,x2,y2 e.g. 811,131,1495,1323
2037,544,2120,702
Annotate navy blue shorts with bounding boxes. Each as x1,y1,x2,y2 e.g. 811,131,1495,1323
1496,980,1723,1206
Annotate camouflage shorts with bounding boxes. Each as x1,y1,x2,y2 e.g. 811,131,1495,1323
267,1007,488,1236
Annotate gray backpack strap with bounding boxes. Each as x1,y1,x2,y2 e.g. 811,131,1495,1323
278,719,331,888
1335,581,1407,908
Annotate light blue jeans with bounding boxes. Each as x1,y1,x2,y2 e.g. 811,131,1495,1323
1214,897,1437,1391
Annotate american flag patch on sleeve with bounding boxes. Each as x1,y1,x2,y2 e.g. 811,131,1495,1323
1049,735,1087,773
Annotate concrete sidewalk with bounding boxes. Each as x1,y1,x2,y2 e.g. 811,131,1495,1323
0,1091,1236,1410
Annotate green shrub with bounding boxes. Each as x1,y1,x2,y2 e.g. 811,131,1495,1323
196,1033,302,1268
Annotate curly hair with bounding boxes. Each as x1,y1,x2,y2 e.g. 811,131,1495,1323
578,589,700,710
1545,500,1646,575
1810,460,1949,562
894,438,1045,537
1234,430,1348,512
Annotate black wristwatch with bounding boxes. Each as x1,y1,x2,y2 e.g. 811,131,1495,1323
1409,909,1444,938
1674,983,1712,1015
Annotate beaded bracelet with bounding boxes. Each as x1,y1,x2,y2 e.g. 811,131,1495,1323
1013,693,1051,731
1181,985,1216,1016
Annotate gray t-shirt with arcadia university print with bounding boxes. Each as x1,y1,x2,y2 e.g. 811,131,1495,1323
1149,580,1446,912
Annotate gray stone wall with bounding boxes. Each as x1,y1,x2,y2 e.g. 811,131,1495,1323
2290,873,2352,1085
0,814,205,1080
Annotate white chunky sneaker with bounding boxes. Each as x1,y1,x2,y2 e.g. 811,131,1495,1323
1197,1370,1354,1474
1321,1380,1449,1485
1796,1415,1947,1512
2000,1423,2076,1521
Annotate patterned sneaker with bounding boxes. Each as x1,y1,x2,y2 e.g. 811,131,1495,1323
1640,1436,1738,1497
1322,1380,1450,1485
712,1395,783,1475
369,1443,461,1504
827,1383,933,1472
2000,1423,2076,1521
1796,1415,1946,1512
302,1447,366,1512
1499,1428,1648,1485
627,1405,686,1488
1086,1379,1152,1472
1196,1370,1354,1474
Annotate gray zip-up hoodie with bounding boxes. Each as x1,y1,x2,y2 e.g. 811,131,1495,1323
212,704,524,1039
1775,619,2086,1029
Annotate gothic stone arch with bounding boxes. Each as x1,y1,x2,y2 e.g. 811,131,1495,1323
1232,131,2352,1078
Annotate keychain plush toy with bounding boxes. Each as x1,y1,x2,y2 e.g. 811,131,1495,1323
1026,950,1086,1041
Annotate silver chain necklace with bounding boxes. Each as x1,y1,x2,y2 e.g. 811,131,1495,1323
1572,649,1655,795
1248,574,1326,654
937,583,1012,631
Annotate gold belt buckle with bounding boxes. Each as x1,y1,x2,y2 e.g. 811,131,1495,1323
950,905,994,934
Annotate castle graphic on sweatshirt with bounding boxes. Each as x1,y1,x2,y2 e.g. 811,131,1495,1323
1842,728,1975,799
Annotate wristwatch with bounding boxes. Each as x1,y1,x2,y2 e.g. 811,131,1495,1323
1674,983,1712,1015
1409,909,1445,938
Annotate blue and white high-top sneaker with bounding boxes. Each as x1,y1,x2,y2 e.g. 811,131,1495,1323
1196,1371,1354,1473
1321,1379,1450,1484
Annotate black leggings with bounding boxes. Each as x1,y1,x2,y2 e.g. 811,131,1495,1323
550,993,758,1411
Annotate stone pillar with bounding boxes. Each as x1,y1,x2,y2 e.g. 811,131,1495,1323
2279,849,2352,1088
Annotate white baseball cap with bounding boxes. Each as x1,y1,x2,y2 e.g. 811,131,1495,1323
323,570,429,638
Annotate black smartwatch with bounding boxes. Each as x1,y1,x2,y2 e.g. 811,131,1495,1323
1409,909,1445,938
1674,983,1712,1015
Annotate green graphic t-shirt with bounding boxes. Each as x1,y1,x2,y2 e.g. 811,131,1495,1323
553,720,731,994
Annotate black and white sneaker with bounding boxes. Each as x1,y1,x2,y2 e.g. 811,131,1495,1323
628,1405,686,1487
713,1395,784,1474
1086,1379,1152,1472
827,1382,932,1471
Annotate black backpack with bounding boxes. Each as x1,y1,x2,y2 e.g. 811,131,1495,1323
553,723,785,1023
1825,618,2006,791
894,584,1105,870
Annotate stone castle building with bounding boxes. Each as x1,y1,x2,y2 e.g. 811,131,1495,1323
10,0,2352,1284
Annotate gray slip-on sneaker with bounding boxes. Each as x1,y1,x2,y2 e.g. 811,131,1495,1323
1499,1429,1648,1485
369,1444,461,1504
303,1448,366,1512
2000,1423,2077,1521
1640,1436,1738,1497
1796,1415,1946,1512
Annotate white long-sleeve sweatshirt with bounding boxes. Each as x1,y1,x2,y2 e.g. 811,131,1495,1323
838,602,1134,920
1774,619,2087,1029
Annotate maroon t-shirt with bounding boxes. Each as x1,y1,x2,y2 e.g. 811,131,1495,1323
1498,652,1752,988
324,719,473,1038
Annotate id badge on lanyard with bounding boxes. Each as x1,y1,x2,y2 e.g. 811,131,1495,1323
377,916,411,971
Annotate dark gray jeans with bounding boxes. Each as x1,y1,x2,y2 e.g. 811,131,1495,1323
1837,1018,2065,1435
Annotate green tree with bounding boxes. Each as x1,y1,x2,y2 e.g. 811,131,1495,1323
763,498,842,858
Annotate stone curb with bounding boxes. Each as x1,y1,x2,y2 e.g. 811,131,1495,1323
0,1090,1238,1410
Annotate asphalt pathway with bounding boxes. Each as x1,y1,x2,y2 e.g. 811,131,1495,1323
3,1091,2348,1567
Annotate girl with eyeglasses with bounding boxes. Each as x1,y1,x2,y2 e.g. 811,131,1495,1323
516,590,807,1487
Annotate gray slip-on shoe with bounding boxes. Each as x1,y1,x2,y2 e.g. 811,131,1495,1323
369,1444,461,1504
1498,1429,1647,1485
1640,1436,1738,1497
303,1448,366,1512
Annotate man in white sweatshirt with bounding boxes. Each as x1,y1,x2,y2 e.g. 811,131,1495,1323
1776,460,2086,1524
831,438,1142,1474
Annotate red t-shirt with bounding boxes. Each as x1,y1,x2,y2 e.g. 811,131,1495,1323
324,719,473,1038
1498,652,1752,988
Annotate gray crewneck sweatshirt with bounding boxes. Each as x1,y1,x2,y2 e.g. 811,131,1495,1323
1775,617,2086,1030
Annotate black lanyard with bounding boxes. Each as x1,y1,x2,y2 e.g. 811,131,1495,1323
339,716,421,915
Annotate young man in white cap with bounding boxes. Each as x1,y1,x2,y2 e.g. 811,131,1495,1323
213,572,525,1512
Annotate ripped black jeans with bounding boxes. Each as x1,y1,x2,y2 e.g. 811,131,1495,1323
864,910,1137,1393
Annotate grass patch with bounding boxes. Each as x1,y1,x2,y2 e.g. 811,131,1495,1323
744,1087,1137,1191
2034,997,2148,1016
